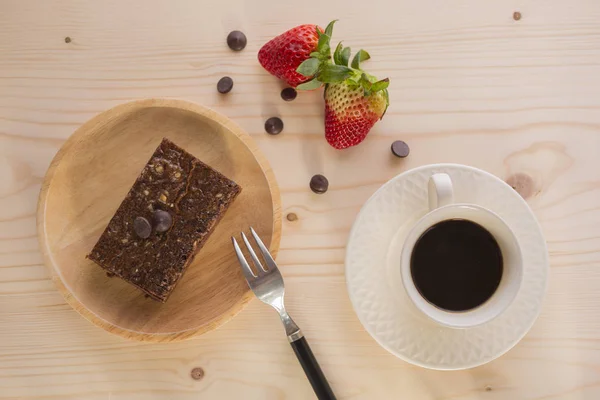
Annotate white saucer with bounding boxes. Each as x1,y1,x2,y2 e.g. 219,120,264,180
345,164,549,370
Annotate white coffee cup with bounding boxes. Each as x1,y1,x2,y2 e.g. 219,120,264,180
400,173,523,329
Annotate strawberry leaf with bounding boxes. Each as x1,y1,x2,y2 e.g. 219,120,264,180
318,64,353,83
324,20,337,38
345,72,361,89
297,78,323,91
317,33,331,54
340,47,351,66
371,78,390,92
296,58,320,77
359,73,373,91
351,49,370,69
333,42,343,65
347,80,360,90
365,73,377,83
381,89,390,118
310,51,328,61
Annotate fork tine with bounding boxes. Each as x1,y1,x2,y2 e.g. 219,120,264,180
250,227,278,271
241,232,267,273
232,237,256,282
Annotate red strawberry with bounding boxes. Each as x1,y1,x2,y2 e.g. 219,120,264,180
258,21,336,87
301,45,389,149
324,81,388,149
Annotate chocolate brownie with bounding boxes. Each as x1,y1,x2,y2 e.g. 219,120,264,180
87,138,241,302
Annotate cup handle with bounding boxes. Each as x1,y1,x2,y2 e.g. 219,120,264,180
428,173,454,210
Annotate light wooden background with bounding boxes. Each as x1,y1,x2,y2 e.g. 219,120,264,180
1,0,600,399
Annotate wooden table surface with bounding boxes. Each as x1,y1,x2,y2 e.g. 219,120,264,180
2,0,600,399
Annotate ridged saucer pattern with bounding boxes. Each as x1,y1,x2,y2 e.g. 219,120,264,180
345,164,548,370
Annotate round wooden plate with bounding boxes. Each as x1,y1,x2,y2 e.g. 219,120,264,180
37,99,281,342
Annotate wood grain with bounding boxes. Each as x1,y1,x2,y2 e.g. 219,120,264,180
2,0,600,398
37,99,281,342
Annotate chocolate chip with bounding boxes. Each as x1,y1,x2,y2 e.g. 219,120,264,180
310,174,329,194
190,367,205,380
153,210,173,233
227,31,247,51
391,140,410,158
134,216,152,239
265,117,283,135
217,76,233,94
281,87,297,101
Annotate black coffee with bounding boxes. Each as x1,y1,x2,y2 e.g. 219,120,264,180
410,219,503,312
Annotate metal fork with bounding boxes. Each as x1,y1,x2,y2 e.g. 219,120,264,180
232,228,336,400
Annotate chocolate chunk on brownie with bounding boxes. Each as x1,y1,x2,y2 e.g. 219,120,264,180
87,138,241,302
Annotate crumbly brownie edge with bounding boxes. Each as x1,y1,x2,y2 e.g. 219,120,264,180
86,141,173,301
161,138,235,186
88,256,167,302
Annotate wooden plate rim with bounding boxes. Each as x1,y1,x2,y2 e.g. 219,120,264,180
36,98,282,342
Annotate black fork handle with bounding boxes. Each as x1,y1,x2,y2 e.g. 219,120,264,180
290,336,336,400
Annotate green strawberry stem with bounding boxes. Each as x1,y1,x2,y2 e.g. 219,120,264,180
295,20,389,109
351,49,370,69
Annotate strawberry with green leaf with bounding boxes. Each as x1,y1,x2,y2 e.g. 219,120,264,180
297,42,390,149
258,21,336,88
259,20,390,149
